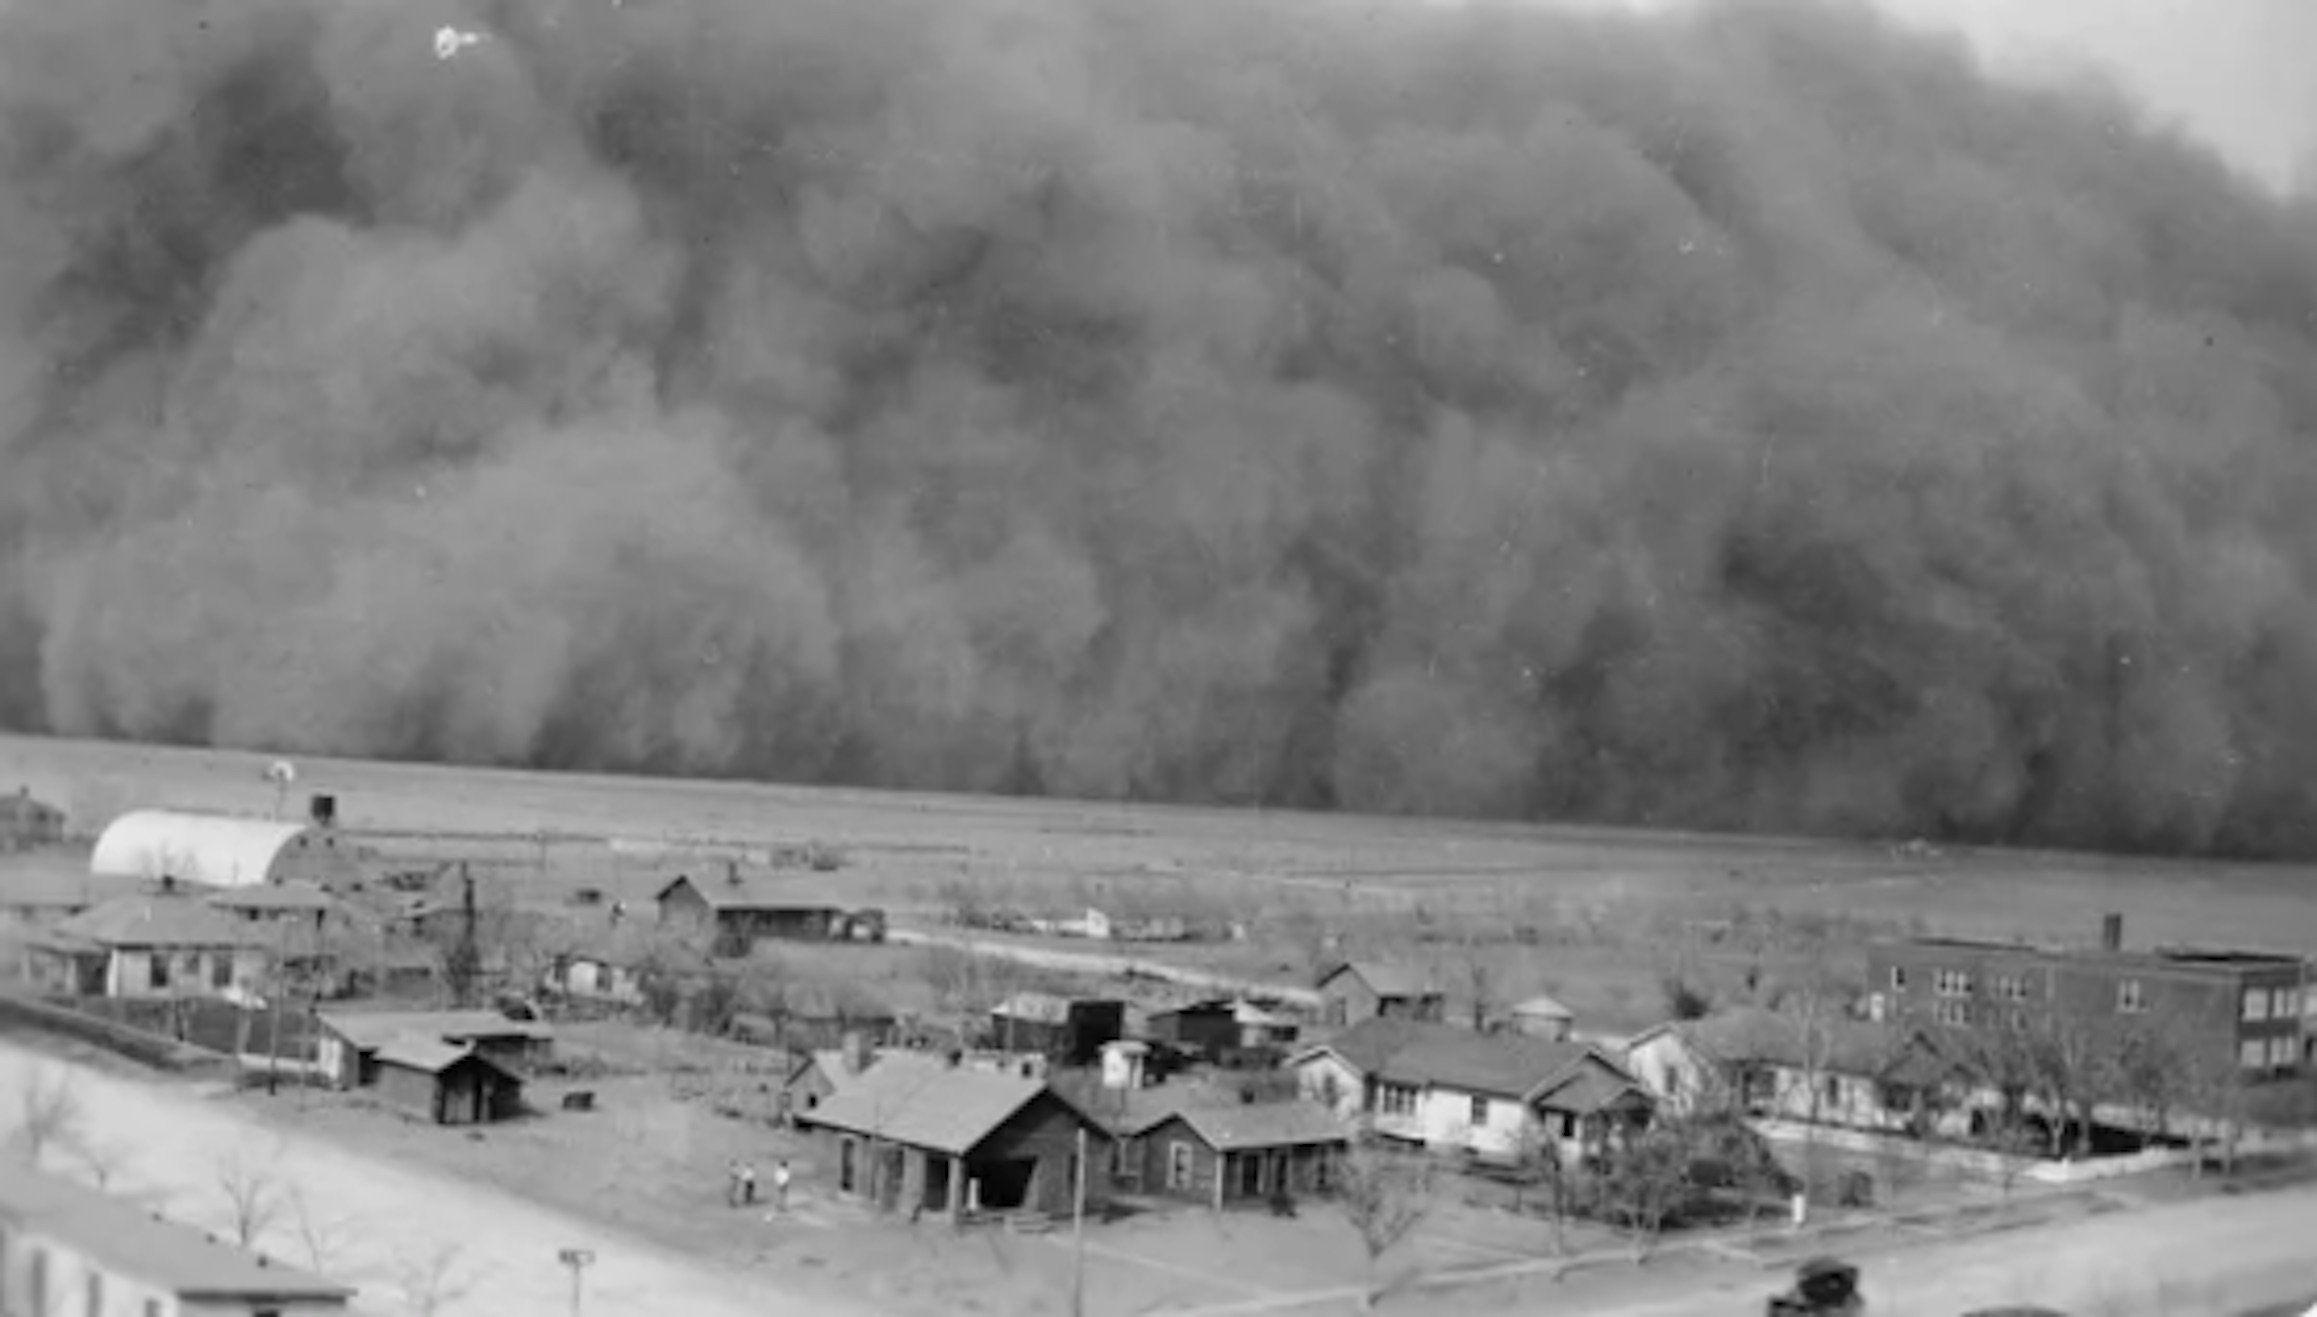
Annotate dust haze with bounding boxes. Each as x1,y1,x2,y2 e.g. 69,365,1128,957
4,0,2317,856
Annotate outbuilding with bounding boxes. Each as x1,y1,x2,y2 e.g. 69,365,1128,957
372,1036,525,1125
0,786,67,851
315,1008,555,1090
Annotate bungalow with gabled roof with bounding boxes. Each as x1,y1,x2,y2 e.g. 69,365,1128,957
1289,1017,1651,1165
1622,1006,1953,1134
1315,962,1446,1027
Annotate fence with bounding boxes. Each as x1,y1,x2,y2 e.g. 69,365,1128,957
0,990,220,1072
65,996,321,1061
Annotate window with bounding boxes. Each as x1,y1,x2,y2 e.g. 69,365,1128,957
1935,1000,1969,1027
2273,987,2300,1020
1934,969,1972,998
211,954,233,989
2242,1039,2267,1070
1376,1083,1419,1117
2270,1037,2297,1069
1469,1095,1490,1128
1889,965,1907,992
1995,974,2030,1002
2007,1009,2028,1031
1167,1142,1194,1191
148,953,170,989
1822,1075,1841,1107
2244,988,2271,1022
1559,1111,1579,1140
2117,980,2146,1014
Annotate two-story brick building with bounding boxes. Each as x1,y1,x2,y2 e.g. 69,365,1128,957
1865,917,2308,1080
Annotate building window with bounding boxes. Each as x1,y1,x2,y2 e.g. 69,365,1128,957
1889,965,1907,992
2117,980,2146,1014
1934,970,1972,998
2244,989,2271,1022
1168,1143,1194,1191
2270,1037,2297,1069
2241,1039,2267,1070
1935,1000,1969,1027
1377,1083,1419,1117
1822,1075,1842,1107
2273,987,2300,1020
1995,974,2030,1002
212,955,233,989
1469,1095,1490,1129
149,953,171,989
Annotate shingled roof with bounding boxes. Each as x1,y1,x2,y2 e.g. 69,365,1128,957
1317,961,1440,998
1637,1007,1947,1085
798,1061,1099,1156
1296,1018,1647,1110
1169,1102,1354,1151
655,870,857,912
40,895,251,950
0,1169,351,1304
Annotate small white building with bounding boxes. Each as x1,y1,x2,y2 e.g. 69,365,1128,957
1289,1018,1651,1165
1101,1039,1152,1091
0,1167,353,1315
25,892,273,999
1503,995,1576,1041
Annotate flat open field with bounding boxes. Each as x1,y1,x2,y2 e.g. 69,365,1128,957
8,732,2316,989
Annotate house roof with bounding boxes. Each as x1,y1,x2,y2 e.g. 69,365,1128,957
1169,1102,1354,1151
1155,998,1299,1029
41,894,253,950
1317,961,1438,997
655,871,855,913
1537,1063,1649,1115
0,1169,351,1303
993,991,1076,1024
1654,1007,1933,1081
209,881,336,914
1511,995,1574,1020
798,1060,1092,1155
1294,1018,1638,1105
0,789,63,821
89,811,321,890
317,1009,554,1051
374,1035,519,1078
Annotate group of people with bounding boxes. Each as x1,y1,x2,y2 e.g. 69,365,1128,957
728,1157,793,1212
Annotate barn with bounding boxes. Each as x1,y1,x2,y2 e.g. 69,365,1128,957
0,787,67,851
90,808,362,890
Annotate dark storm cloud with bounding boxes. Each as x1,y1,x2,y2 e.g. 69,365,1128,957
5,0,2317,854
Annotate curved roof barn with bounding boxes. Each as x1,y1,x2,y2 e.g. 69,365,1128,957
90,810,341,889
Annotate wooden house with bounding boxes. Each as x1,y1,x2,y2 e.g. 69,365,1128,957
373,1036,525,1125
1314,963,1446,1028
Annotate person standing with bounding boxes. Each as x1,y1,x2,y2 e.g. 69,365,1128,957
739,1159,759,1207
772,1158,792,1213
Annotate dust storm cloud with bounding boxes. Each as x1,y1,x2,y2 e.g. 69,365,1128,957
3,0,2317,856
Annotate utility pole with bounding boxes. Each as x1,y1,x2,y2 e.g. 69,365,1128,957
556,1247,594,1317
1070,1125,1088,1317
266,914,289,1096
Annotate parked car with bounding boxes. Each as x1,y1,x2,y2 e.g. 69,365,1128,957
1767,1257,1863,1317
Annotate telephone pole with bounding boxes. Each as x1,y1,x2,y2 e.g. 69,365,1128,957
1070,1125,1088,1317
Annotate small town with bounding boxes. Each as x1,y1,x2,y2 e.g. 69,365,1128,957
2,779,2314,1316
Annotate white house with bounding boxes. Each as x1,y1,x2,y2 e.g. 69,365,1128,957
25,892,277,1000
1621,1007,1953,1134
1288,1018,1651,1164
0,1167,352,1316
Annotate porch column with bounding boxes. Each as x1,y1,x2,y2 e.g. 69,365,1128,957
1214,1151,1227,1211
947,1155,965,1220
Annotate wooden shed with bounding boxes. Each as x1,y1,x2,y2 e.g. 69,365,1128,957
372,1037,525,1126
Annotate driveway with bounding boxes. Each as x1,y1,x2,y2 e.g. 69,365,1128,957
0,1040,870,1317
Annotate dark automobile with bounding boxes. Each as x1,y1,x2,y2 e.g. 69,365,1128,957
1767,1257,1864,1317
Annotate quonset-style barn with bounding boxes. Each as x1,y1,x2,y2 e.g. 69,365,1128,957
89,810,362,890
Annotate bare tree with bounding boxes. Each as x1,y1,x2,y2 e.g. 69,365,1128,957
1336,1138,1435,1311
1594,1125,1694,1262
74,1135,129,1189
287,1186,360,1275
216,1145,285,1247
394,1243,481,1317
1508,1119,1573,1255
6,1066,86,1170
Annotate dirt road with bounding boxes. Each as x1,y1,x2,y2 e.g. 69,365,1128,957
0,1040,867,1317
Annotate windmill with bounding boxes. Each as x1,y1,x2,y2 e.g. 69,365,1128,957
264,760,298,821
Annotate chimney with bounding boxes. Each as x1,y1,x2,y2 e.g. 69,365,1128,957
2101,913,2124,952
309,794,337,828
841,1029,872,1076
727,860,742,887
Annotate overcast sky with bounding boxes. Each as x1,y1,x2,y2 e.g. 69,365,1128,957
1863,0,2317,192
